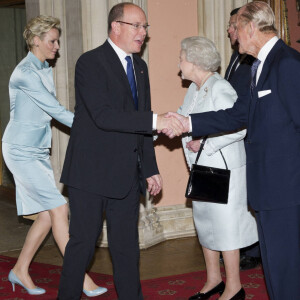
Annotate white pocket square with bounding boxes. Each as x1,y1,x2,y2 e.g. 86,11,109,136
258,90,271,98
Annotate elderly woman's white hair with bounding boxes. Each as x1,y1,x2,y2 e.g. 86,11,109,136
181,36,221,72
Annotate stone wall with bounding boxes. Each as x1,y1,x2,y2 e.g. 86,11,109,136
0,7,26,186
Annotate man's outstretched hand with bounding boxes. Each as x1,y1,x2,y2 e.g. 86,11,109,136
157,112,190,138
157,113,184,138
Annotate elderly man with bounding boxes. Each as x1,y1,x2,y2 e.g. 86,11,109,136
167,2,300,299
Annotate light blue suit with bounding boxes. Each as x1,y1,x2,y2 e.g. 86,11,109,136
2,51,73,215
3,51,73,148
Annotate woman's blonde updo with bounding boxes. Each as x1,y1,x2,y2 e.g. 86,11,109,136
23,15,61,51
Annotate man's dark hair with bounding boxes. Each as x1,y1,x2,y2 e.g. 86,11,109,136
230,7,240,16
107,2,134,34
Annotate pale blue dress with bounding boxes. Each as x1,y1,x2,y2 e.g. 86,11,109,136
2,52,74,216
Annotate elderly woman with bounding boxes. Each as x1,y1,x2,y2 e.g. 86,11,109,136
177,36,258,300
2,15,107,297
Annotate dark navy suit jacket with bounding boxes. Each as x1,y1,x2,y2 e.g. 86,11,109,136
61,41,159,199
191,39,300,211
225,50,254,99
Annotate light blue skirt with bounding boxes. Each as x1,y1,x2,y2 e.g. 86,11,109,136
2,142,67,216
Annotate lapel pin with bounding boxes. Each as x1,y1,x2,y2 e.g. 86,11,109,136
141,70,144,74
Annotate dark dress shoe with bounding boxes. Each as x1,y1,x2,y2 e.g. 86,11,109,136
229,288,246,300
189,281,225,300
216,288,245,300
240,255,261,270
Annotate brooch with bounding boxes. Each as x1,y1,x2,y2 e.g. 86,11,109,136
203,87,208,97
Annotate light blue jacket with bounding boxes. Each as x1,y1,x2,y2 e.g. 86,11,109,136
2,51,74,148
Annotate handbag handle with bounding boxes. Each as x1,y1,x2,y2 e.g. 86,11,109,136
194,136,228,170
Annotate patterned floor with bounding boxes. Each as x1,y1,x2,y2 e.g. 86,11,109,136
0,255,269,300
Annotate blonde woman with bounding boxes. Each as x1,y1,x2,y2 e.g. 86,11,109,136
2,15,107,297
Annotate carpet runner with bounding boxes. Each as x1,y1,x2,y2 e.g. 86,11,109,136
0,255,269,299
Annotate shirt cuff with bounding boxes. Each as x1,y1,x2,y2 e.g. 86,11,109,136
189,116,192,132
153,113,157,130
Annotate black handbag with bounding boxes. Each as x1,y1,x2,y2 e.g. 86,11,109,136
185,137,230,204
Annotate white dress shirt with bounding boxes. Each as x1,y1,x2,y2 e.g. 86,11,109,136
256,36,279,84
108,38,133,73
107,38,157,129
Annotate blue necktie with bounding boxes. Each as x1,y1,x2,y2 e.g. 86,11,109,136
250,59,261,97
125,56,138,110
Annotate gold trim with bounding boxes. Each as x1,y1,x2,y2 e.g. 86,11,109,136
282,0,291,45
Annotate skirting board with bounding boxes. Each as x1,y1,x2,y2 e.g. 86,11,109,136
97,204,196,249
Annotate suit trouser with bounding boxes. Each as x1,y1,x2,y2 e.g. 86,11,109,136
255,205,300,300
58,178,143,300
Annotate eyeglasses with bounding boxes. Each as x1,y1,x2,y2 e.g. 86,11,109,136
116,21,150,32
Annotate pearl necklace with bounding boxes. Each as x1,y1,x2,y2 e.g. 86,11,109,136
199,72,213,89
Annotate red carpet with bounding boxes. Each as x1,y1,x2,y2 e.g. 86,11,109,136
0,255,269,299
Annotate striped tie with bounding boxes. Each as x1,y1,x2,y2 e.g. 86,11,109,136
250,59,261,97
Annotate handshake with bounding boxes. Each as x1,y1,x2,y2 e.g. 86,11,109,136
156,112,190,138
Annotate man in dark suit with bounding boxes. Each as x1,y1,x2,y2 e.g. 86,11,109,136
57,3,182,299
225,7,261,271
167,2,300,299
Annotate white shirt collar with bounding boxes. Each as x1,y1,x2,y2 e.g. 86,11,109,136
108,38,133,72
257,36,279,64
256,36,279,83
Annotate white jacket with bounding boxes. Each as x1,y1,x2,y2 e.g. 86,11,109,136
178,73,246,170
